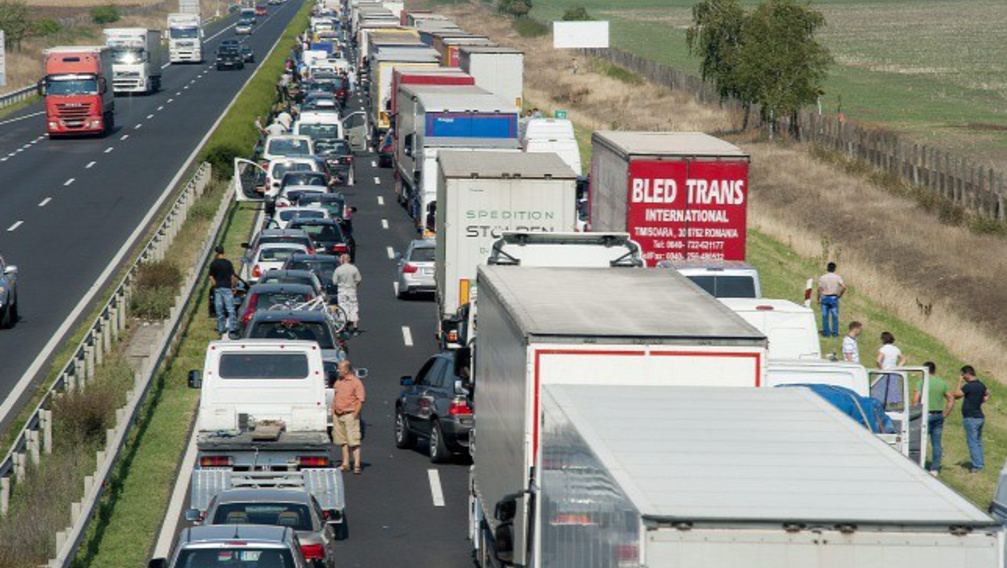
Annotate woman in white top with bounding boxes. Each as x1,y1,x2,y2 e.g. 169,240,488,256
876,331,906,370
873,331,907,406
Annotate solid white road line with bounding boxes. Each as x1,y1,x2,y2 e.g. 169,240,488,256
381,219,389,229
63,178,74,186
0,20,291,427
402,326,414,347
38,197,51,207
85,161,96,169
7,221,23,232
374,176,381,185
120,134,129,141
0,111,45,127
428,469,445,507
105,146,114,153
386,246,395,259
377,195,384,206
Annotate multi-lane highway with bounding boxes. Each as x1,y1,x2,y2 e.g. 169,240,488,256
152,91,474,567
0,3,301,426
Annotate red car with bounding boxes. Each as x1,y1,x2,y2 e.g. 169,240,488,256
255,4,267,15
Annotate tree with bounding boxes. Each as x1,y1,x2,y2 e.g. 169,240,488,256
562,6,593,21
0,0,30,51
498,0,532,17
686,0,746,100
736,0,831,132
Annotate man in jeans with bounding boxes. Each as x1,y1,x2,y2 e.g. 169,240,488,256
208,245,238,337
912,361,954,475
953,365,990,473
817,262,846,337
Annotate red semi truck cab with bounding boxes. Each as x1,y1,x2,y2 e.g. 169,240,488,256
43,46,115,136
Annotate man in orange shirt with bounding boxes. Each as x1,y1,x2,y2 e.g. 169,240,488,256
332,360,366,474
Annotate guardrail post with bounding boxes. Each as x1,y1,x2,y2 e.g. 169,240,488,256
118,292,128,330
102,315,112,351
109,306,119,343
41,410,53,454
94,328,104,366
27,431,40,466
84,344,95,382
13,452,25,483
0,477,9,516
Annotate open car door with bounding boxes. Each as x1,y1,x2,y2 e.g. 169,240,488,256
869,366,929,468
342,111,367,152
233,157,269,202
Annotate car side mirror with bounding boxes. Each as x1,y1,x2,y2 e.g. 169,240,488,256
454,379,471,394
37,80,46,96
356,368,368,379
148,559,167,568
495,493,518,522
3,265,17,275
184,508,202,523
400,375,414,386
349,206,358,213
187,370,202,389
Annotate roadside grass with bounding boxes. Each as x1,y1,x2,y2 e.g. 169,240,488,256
71,1,310,565
589,59,643,85
0,96,41,121
513,17,548,37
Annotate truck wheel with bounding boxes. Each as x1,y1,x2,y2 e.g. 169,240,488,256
394,407,413,449
429,419,450,463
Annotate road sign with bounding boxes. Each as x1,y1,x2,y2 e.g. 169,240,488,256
554,110,568,119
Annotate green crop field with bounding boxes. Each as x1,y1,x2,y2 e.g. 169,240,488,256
529,0,1007,168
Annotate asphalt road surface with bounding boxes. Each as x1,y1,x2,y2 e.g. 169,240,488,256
0,1,302,426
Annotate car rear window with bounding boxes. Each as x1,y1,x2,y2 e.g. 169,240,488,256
294,224,343,241
258,247,302,262
267,138,311,158
286,260,336,284
248,321,334,349
279,209,325,222
175,548,297,567
212,502,314,531
260,236,311,249
687,275,757,298
256,290,312,309
219,353,308,379
298,123,340,140
409,247,435,262
272,162,314,179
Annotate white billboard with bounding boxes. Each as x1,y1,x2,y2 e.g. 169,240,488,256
179,0,200,15
552,21,609,49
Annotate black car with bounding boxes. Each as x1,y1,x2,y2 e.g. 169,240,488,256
283,253,339,299
235,281,316,329
215,45,244,70
315,139,354,185
288,219,355,261
396,349,473,463
243,309,346,365
377,130,394,167
240,44,255,63
257,269,326,299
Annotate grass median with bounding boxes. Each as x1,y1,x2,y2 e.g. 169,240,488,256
71,2,312,566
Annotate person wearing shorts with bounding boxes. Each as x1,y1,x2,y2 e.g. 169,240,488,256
332,360,365,474
333,254,362,333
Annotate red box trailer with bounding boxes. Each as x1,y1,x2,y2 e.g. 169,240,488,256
389,67,473,115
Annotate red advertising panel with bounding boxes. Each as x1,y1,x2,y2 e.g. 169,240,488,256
626,159,748,263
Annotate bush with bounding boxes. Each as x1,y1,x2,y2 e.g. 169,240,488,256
498,0,531,17
28,18,60,37
562,6,592,20
130,286,175,320
91,4,119,24
204,143,247,181
513,18,547,37
135,260,181,290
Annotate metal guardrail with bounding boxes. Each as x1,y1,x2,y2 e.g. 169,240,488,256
0,85,38,111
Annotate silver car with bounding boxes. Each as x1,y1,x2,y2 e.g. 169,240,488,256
396,239,435,299
149,524,306,568
191,488,338,567
0,254,18,329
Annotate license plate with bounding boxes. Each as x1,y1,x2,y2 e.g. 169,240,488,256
421,268,433,275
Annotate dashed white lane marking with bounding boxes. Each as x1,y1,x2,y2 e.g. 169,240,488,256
147,114,154,119
21,144,30,149
38,197,52,207
120,134,129,141
374,176,381,185
7,221,23,232
371,160,377,167
402,326,413,347
63,178,75,186
85,161,96,169
1,157,7,162
35,135,45,142
377,195,384,206
381,219,389,229
105,147,114,153
168,98,174,103
134,123,142,130
15,149,22,154
7,152,15,157
157,105,164,111
386,246,394,259
183,85,189,90
428,469,445,507
176,92,182,96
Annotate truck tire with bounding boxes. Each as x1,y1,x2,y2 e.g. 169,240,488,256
429,419,450,463
394,407,413,449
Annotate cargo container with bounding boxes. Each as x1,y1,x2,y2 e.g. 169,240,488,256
473,384,1002,568
433,35,494,67
459,45,523,110
468,266,769,566
368,49,440,144
519,118,581,175
395,85,520,230
358,27,419,70
43,46,115,136
389,67,472,115
589,131,750,263
435,155,577,323
103,28,163,94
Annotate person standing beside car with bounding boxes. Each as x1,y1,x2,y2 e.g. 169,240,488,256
333,254,361,334
208,245,238,337
817,262,846,337
953,365,990,473
911,361,954,475
332,360,365,474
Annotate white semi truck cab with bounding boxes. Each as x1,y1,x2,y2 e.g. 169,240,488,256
103,28,163,94
167,13,203,63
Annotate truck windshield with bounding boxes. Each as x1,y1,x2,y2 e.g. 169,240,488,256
219,353,309,379
211,502,314,531
174,548,296,567
111,48,145,65
45,76,99,95
248,321,335,349
169,27,199,39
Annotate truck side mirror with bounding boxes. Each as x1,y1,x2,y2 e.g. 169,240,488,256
187,370,202,389
400,375,414,386
37,80,45,96
148,559,167,568
495,493,518,522
184,508,202,523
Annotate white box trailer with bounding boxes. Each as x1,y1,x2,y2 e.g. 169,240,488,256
459,45,523,110
435,154,577,321
470,266,770,566
103,28,163,94
492,385,1004,568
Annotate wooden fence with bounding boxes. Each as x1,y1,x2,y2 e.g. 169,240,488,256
578,46,1007,221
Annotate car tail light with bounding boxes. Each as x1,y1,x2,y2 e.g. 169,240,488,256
277,201,289,208
252,265,262,278
200,456,233,467
402,263,418,274
298,456,330,467
447,330,458,343
448,400,472,416
242,294,258,323
332,243,348,253
301,543,325,561
307,247,316,255
342,157,352,164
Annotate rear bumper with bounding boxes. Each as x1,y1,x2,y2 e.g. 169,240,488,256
441,418,472,450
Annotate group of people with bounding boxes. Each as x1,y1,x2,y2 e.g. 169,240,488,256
824,263,991,475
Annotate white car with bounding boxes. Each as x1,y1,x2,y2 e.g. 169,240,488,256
266,158,320,194
267,206,331,230
274,184,329,209
244,242,310,283
261,134,314,164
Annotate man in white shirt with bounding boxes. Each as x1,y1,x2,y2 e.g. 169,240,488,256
817,262,846,337
333,254,362,333
842,321,862,363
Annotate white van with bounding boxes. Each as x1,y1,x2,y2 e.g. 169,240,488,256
518,118,582,175
720,298,819,359
293,111,345,141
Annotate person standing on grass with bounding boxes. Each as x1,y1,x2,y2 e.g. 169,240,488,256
332,360,365,474
871,331,906,406
911,361,954,475
842,321,862,363
953,365,990,473
817,262,846,337
333,254,362,333
208,245,238,338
